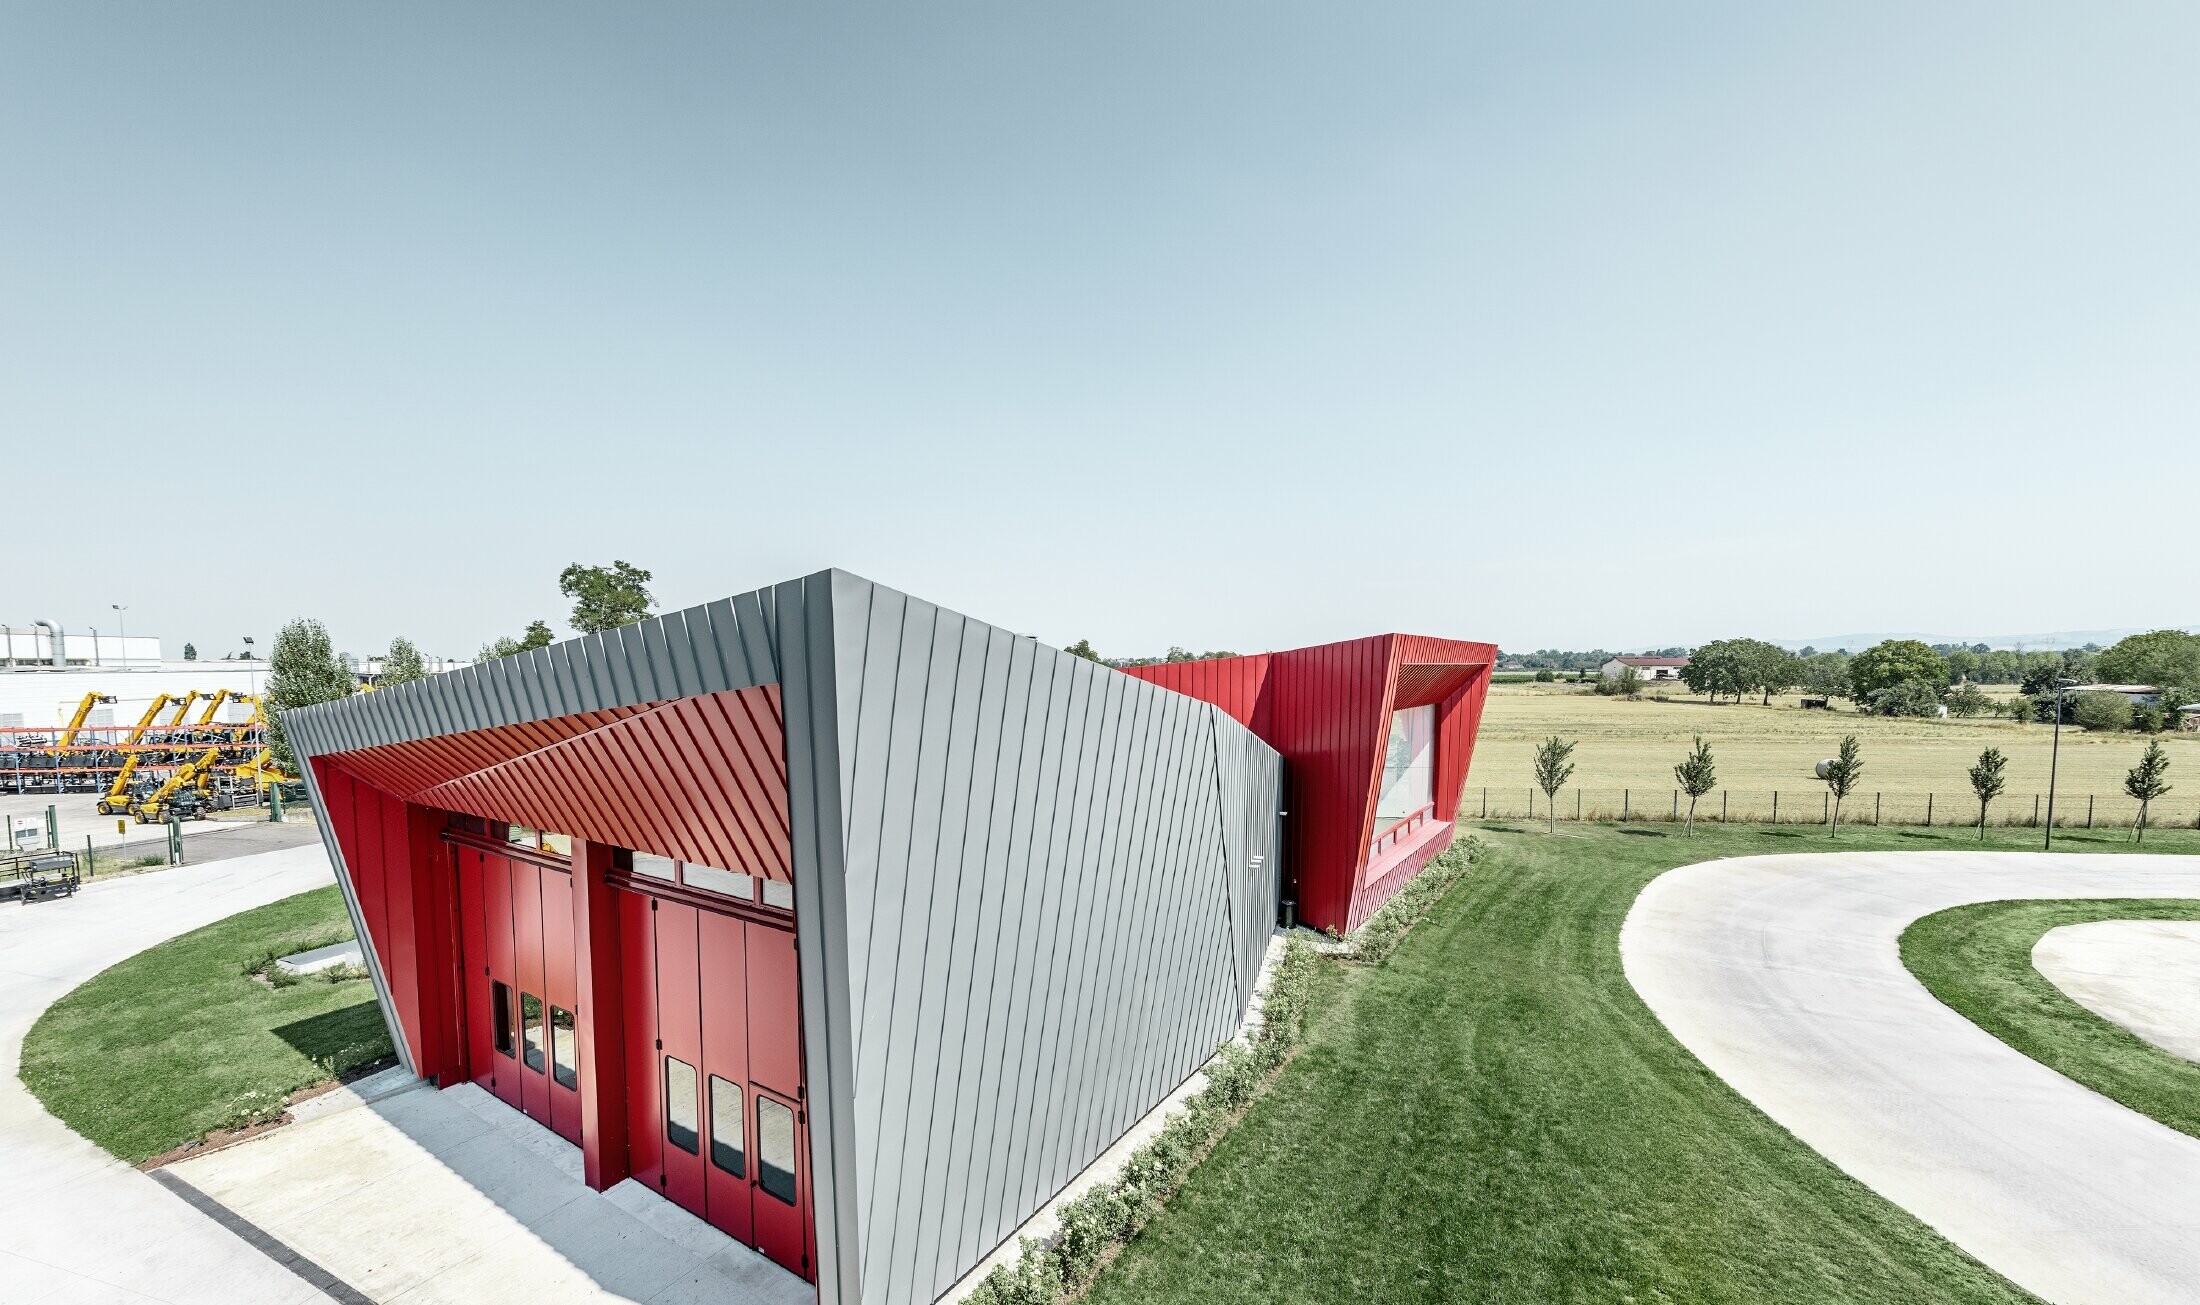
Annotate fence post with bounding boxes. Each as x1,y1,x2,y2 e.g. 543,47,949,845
271,784,285,823
1875,793,1881,826
2087,795,2094,829
1624,789,1630,821
1773,790,1779,823
167,816,183,866
1926,793,1933,827
1722,790,1728,822
1577,789,1583,822
2032,794,2040,827
1482,787,1488,819
46,803,58,851
1529,789,1535,819
1672,789,1679,820
84,833,94,879
1823,793,1829,824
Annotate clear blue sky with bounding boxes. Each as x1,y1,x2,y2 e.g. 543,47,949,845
6,3,2194,660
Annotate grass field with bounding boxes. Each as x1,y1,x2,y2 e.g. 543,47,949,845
1085,822,2200,1305
1473,684,2200,826
1902,899,2200,1141
20,885,394,1164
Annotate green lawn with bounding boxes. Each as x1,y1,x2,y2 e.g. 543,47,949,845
21,885,394,1164
1087,822,2200,1305
1902,898,2200,1141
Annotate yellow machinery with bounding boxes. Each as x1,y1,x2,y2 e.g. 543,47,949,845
96,754,144,814
121,695,178,746
194,689,235,726
235,747,296,791
58,693,117,749
131,747,222,823
161,691,202,728
227,695,263,742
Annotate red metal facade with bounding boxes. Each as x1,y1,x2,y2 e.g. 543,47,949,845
309,682,814,1283
1122,632,1495,933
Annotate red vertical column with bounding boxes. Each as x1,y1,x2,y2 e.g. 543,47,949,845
570,839,630,1191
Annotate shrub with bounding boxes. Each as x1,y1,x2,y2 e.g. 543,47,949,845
1944,683,1993,718
2071,691,2134,732
1534,669,1556,682
2007,696,2036,724
1865,679,1944,717
2134,705,2167,733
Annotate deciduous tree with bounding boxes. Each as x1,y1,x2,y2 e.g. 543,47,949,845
1064,639,1102,663
1820,735,1863,837
265,618,353,773
1848,640,1950,702
182,643,197,661
381,637,427,685
559,560,655,634
2124,740,2173,844
1532,736,1576,835
1673,736,1716,833
1969,747,2007,841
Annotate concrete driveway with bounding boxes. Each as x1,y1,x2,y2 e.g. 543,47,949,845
1622,850,2200,1305
0,843,339,1304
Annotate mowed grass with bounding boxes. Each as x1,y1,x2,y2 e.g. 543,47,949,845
21,885,394,1164
1903,899,2200,1141
1475,684,2200,824
1087,823,2200,1305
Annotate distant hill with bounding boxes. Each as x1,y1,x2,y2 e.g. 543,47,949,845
1771,626,2200,653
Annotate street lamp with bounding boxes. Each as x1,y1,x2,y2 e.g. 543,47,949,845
111,605,127,667
243,636,257,696
2043,677,2080,851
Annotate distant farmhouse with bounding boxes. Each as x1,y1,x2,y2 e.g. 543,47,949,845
1602,654,1689,681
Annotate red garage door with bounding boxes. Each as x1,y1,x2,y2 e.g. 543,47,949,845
455,846,582,1144
620,890,812,1282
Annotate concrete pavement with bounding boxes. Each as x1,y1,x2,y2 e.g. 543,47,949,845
1622,850,2200,1305
0,842,340,1304
2035,919,2200,1064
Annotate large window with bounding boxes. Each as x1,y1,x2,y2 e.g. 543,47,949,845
550,1006,578,1089
756,1096,798,1205
520,992,546,1073
708,1076,745,1177
1374,704,1435,832
665,1058,699,1154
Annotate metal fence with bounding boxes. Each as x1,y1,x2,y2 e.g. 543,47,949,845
1470,786,2200,831
58,813,321,878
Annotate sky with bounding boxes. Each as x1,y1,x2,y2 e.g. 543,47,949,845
5,3,2196,662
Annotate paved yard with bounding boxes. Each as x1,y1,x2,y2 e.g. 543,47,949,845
1623,851,2200,1305
2035,920,2200,1064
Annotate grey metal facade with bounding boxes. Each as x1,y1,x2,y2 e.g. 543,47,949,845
286,569,1283,1305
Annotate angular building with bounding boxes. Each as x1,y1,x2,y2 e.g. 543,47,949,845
284,571,1489,1304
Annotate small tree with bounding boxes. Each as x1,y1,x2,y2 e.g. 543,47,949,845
2006,695,2035,724
1673,736,1716,833
2124,740,2173,844
1064,639,1102,663
1944,683,1992,718
559,560,655,634
476,620,557,664
182,642,197,661
1969,746,2007,841
1820,735,1864,837
381,637,428,685
264,618,354,773
1532,735,1576,835
2070,691,2134,733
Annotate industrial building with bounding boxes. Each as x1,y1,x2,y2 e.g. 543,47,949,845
285,570,1492,1304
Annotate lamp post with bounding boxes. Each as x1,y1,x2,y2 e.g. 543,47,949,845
111,605,127,667
243,635,257,697
2043,677,2078,851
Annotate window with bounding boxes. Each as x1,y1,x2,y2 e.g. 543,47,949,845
756,1096,797,1205
708,1076,745,1177
761,878,795,912
491,981,514,1057
540,831,572,857
505,823,538,849
520,992,545,1072
1374,704,1435,831
631,851,677,881
680,861,753,901
550,1006,578,1089
665,1058,699,1154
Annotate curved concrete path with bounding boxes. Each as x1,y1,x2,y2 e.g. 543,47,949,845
1622,850,2200,1305
2036,920,2200,1064
0,843,338,1304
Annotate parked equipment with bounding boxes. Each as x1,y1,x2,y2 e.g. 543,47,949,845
131,747,222,823
58,693,117,749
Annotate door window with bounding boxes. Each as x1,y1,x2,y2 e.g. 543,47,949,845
708,1076,745,1177
491,981,514,1057
665,1057,700,1154
520,993,545,1073
550,1006,578,1089
756,1095,798,1205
